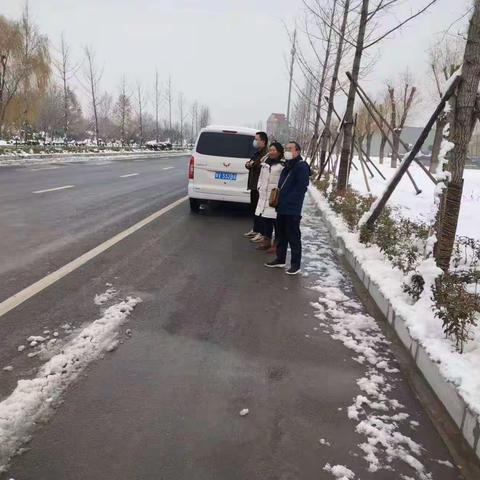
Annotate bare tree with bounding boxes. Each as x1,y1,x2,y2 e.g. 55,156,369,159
336,0,439,191
154,69,160,143
54,33,79,143
435,0,480,271
114,76,131,146
386,72,418,168
306,0,338,162
319,0,350,169
199,105,210,129
377,97,390,164
190,101,199,142
84,46,102,145
136,82,144,146
178,92,186,146
337,0,369,191
166,75,173,131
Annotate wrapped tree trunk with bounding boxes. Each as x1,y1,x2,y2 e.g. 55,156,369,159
435,0,480,271
430,114,448,173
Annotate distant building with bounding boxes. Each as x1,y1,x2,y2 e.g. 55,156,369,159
266,113,288,143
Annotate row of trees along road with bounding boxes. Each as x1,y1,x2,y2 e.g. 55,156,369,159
290,0,480,271
0,3,211,146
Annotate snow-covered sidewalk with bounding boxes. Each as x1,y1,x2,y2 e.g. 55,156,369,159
302,201,460,479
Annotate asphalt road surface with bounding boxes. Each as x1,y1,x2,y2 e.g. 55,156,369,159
0,154,473,479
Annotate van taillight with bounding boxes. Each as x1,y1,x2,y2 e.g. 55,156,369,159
188,155,194,179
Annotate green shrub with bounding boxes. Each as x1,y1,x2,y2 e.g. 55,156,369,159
327,188,375,231
432,273,479,353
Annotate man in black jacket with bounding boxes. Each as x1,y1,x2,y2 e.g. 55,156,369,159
244,131,268,238
265,141,310,275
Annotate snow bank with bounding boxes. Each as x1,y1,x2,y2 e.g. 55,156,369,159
309,185,480,422
348,156,480,240
0,150,187,168
0,295,141,473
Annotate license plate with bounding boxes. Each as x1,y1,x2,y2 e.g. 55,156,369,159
215,171,237,181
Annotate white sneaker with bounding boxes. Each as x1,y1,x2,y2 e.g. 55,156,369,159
250,234,264,243
243,230,256,238
286,267,301,275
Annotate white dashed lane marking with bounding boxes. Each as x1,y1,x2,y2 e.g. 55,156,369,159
33,185,75,194
120,173,139,178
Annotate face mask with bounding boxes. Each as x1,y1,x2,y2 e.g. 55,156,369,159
252,140,259,149
284,151,293,161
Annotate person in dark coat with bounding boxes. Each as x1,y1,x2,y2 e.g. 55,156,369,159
265,141,310,275
244,131,268,239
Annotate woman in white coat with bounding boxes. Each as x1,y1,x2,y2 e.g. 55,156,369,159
254,141,284,251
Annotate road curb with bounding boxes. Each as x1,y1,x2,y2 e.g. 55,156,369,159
308,189,480,462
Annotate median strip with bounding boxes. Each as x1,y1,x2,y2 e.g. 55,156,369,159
33,185,75,194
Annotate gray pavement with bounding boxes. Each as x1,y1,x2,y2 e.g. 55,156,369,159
0,163,466,479
0,154,189,302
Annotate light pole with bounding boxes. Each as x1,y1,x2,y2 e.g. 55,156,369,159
286,28,297,137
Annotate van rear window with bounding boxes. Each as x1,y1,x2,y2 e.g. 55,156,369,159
196,132,255,158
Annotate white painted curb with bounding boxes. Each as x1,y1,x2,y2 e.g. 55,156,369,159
309,190,480,460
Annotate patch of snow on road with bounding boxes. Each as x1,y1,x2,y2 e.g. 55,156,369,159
0,296,141,473
94,286,118,305
302,203,432,479
434,459,454,468
323,463,355,479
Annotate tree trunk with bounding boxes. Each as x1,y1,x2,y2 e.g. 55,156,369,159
319,0,350,171
435,0,480,271
337,0,369,192
430,114,448,173
391,129,400,168
379,133,387,163
366,132,373,158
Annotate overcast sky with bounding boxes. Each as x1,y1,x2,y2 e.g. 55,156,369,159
2,0,472,128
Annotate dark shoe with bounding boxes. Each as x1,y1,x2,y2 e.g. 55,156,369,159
286,266,301,275
256,238,271,250
264,259,286,268
265,245,277,255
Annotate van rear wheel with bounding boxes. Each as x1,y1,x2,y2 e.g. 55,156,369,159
189,198,201,213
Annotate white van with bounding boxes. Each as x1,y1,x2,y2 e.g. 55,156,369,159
188,125,257,212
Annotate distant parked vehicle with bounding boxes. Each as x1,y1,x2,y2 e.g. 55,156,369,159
188,125,256,212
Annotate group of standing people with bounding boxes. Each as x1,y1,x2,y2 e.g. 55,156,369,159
244,131,310,275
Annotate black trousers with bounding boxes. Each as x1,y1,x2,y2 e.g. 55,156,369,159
261,217,276,239
250,190,261,232
276,214,302,268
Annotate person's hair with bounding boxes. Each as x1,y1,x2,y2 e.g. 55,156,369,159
269,141,284,157
288,141,302,153
256,131,268,145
